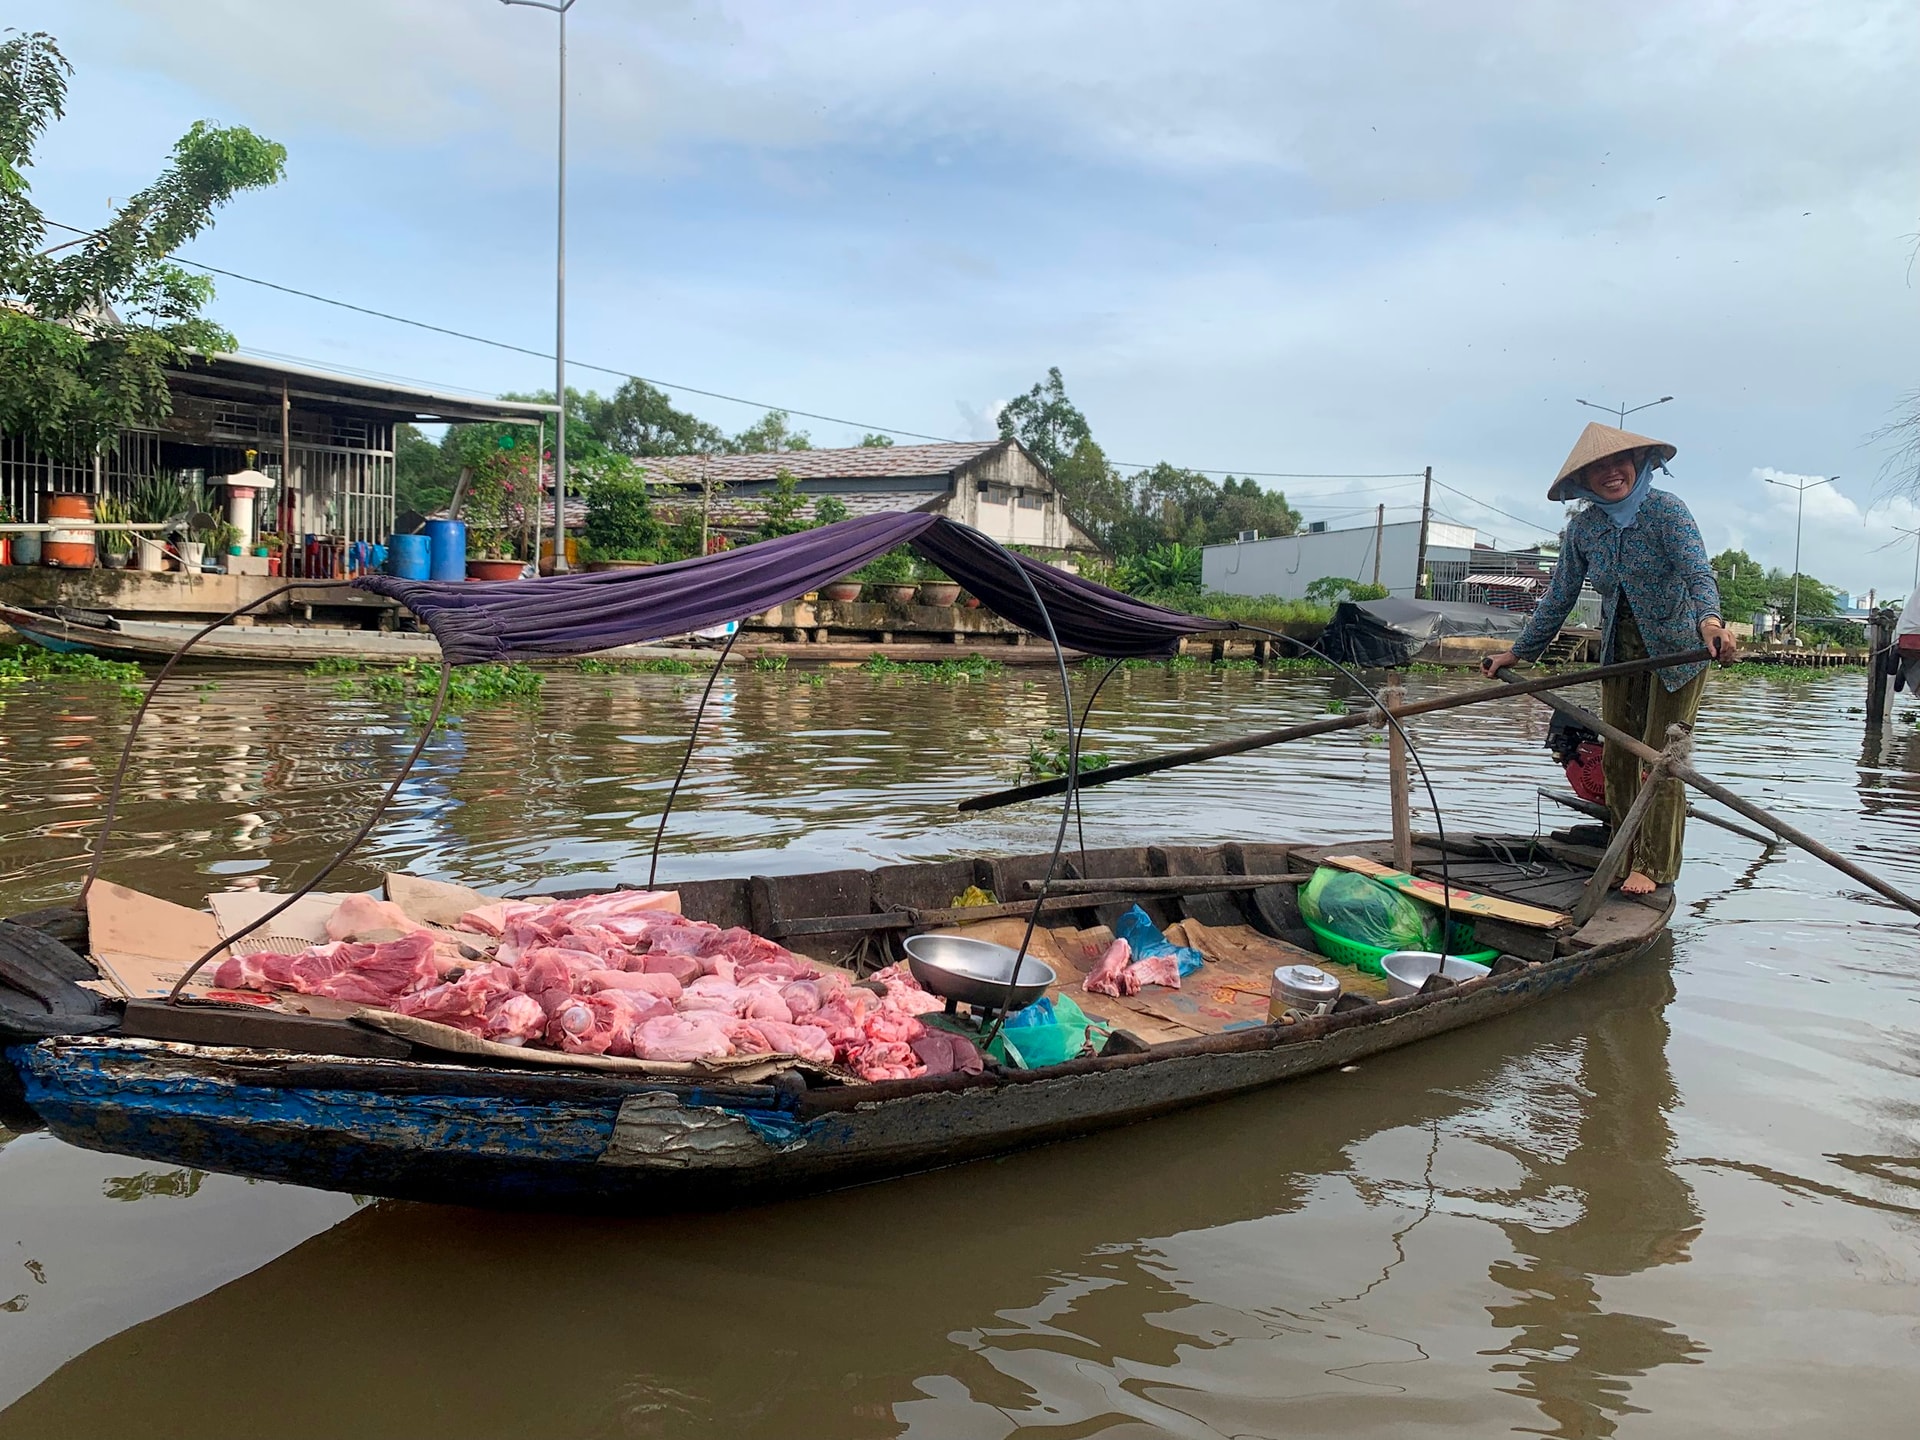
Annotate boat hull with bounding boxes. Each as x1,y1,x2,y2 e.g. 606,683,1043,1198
6,923,1660,1212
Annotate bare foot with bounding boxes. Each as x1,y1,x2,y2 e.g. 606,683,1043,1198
1620,870,1657,895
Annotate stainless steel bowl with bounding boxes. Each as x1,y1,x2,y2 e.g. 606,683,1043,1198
1381,950,1491,1000
902,934,1056,1011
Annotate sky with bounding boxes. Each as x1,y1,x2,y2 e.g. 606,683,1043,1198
16,0,1920,600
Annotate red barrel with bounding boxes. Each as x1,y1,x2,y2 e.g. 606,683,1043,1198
43,494,97,569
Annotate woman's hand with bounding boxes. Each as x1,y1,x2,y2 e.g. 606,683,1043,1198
1700,618,1738,662
1480,650,1520,678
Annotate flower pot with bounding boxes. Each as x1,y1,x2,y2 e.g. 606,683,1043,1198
466,558,527,582
103,550,129,569
916,581,961,607
0,537,9,566
869,583,918,605
267,554,282,577
11,531,40,566
820,580,863,603
136,537,168,572
180,541,206,571
962,594,983,609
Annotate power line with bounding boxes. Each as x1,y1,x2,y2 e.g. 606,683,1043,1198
1431,478,1557,537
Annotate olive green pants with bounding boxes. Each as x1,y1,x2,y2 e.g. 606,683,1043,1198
1600,606,1705,885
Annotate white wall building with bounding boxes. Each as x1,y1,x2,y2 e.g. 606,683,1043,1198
1201,519,1477,600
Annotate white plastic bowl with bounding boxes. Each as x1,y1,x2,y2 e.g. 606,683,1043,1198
1381,950,1491,999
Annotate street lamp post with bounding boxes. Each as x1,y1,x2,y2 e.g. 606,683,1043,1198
500,0,576,573
1761,474,1837,641
1576,395,1675,428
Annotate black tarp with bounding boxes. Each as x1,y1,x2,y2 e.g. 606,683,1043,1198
1317,596,1530,667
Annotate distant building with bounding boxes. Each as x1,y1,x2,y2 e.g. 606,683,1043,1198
1201,518,1477,600
627,439,1101,555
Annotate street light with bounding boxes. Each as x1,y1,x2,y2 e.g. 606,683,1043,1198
500,0,577,573
1761,473,1837,641
1576,395,1675,428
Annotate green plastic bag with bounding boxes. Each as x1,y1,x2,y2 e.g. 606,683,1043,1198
987,993,1106,1069
1300,866,1438,951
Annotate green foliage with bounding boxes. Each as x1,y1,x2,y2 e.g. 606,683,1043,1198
0,32,285,457
997,366,1091,472
1111,544,1202,602
752,471,811,541
303,657,364,676
349,660,544,726
1304,576,1389,604
91,493,132,555
855,547,920,585
1051,436,1132,546
858,433,894,448
1024,727,1111,779
0,643,145,700
587,378,726,457
749,653,789,673
576,655,699,675
859,652,1003,681
1718,659,1864,680
1709,548,1839,624
813,495,849,526
581,468,662,562
127,470,187,525
730,409,811,454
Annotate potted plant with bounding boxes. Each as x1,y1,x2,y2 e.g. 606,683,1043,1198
820,578,863,602
463,448,531,580
129,472,187,572
857,547,920,604
916,562,961,608
581,469,662,572
208,520,241,570
94,496,133,569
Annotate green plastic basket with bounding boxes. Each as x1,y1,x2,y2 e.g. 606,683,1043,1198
1303,916,1498,977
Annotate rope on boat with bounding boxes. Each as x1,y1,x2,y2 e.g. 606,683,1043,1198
165,657,454,1002
646,625,743,889
76,579,360,908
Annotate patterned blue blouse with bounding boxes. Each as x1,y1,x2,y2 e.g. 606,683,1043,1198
1511,488,1722,691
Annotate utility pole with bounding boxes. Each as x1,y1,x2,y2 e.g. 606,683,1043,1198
1371,503,1384,588
500,0,577,572
1576,395,1674,428
1413,466,1432,598
1761,473,1836,641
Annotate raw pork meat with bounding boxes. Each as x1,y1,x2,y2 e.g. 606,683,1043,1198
741,1020,835,1065
1126,952,1182,990
482,993,547,1046
868,962,946,1016
630,1013,732,1063
1083,938,1136,997
583,969,683,1003
213,931,441,1004
911,1029,984,1077
639,952,703,986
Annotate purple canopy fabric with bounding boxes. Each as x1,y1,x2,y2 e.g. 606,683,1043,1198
354,512,1219,665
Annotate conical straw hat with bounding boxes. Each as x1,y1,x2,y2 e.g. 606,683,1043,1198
1548,422,1676,501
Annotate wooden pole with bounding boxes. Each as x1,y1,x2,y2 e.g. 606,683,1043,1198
1413,465,1432,598
1865,608,1893,729
1537,786,1777,848
1385,675,1412,872
960,648,1711,812
281,379,293,549
1504,675,1920,920
1371,503,1385,588
1567,724,1687,928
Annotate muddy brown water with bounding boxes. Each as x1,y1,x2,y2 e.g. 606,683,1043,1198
0,661,1916,1438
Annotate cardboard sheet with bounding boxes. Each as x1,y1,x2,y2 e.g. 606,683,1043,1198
86,881,223,999
208,889,348,946
384,872,495,928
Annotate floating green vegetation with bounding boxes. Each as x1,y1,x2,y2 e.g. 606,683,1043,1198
749,653,789,673
576,656,700,676
0,645,147,700
860,652,1004,681
1718,660,1865,681
330,659,545,725
1024,727,1112,779
304,657,364,676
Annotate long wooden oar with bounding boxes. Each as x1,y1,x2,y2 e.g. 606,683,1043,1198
1502,675,1920,921
1537,787,1778,847
958,648,1711,813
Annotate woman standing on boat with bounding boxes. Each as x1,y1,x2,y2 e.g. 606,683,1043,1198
1481,423,1737,895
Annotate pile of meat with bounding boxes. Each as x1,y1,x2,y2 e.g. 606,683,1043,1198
211,888,979,1081
1082,938,1182,997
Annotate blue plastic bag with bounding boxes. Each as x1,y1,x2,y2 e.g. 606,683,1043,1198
989,993,1104,1069
1113,905,1206,978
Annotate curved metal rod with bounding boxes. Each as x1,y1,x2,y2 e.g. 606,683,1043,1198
1232,625,1456,954
1070,658,1123,874
978,551,1078,1048
167,656,453,1002
645,626,742,889
77,580,357,907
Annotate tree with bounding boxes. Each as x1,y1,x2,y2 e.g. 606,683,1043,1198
730,409,811,453
592,378,725,457
858,433,894,448
394,423,455,516
0,30,285,457
1052,436,1132,548
997,366,1091,472
1305,576,1388,604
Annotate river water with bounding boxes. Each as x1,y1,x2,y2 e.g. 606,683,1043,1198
0,660,1915,1438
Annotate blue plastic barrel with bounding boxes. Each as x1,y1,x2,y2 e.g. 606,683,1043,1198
387,533,430,580
423,519,467,582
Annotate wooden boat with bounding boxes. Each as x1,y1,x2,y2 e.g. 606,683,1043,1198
0,831,1670,1213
